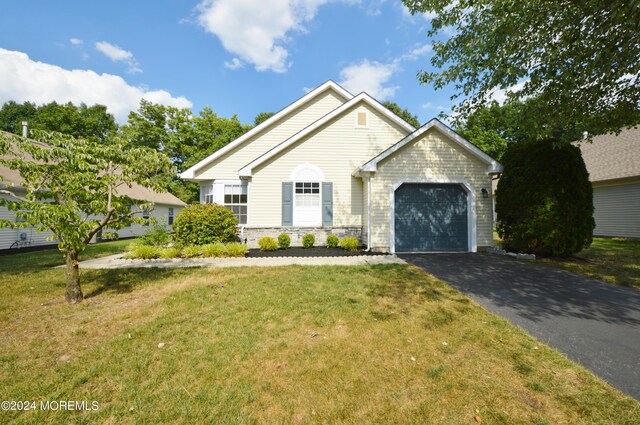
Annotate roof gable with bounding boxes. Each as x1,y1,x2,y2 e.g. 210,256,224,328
238,93,417,177
357,119,502,174
181,81,353,179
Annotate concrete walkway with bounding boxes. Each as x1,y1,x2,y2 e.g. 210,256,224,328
76,253,406,269
401,253,640,400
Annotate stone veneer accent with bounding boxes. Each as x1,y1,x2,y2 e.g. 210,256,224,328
240,226,362,249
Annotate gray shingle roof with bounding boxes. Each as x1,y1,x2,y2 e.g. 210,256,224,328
578,126,640,182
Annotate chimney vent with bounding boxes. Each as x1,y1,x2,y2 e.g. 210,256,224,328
21,121,28,138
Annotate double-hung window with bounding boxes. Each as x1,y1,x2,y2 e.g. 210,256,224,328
224,184,247,224
203,184,214,204
168,208,174,225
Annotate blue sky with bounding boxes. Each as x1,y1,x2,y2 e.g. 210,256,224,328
0,0,455,125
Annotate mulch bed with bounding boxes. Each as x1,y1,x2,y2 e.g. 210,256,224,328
246,246,388,258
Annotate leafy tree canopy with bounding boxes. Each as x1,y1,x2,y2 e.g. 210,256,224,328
0,130,173,303
403,0,640,140
382,101,421,128
0,100,117,143
123,100,251,203
254,111,276,126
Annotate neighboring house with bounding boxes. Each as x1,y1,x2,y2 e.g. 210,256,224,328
0,135,186,251
579,127,640,238
181,81,502,253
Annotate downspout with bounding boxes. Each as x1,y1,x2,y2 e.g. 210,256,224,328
366,175,372,251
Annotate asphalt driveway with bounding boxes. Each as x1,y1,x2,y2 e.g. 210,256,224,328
400,253,640,400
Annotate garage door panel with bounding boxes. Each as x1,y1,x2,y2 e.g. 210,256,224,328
395,184,468,252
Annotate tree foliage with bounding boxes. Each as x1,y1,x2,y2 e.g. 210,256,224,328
0,130,173,303
0,101,117,143
254,111,276,126
123,100,251,203
382,101,421,128
404,0,640,139
495,139,595,256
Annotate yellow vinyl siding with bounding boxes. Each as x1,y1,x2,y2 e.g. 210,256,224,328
195,90,347,180
248,102,410,226
369,128,494,251
592,180,640,238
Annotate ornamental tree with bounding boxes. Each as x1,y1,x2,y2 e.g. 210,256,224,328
0,130,173,303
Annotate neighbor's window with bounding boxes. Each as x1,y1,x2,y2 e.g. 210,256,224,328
142,208,150,226
168,207,174,225
203,183,214,204
224,184,247,224
356,111,368,128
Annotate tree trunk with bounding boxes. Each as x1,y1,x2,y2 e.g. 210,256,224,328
64,250,83,304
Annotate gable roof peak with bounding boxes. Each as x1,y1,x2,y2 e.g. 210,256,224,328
180,80,353,180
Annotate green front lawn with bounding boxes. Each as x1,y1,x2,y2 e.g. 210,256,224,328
0,246,638,423
538,237,640,289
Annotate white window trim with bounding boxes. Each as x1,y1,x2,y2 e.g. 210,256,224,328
222,181,248,225
389,178,477,253
292,181,322,227
355,110,368,128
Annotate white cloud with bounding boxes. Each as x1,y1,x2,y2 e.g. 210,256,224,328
95,41,133,61
401,43,432,61
69,38,83,46
0,48,191,123
95,41,142,74
224,57,244,70
197,0,338,73
339,59,399,100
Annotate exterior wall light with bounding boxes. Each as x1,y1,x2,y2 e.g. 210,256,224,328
481,188,489,198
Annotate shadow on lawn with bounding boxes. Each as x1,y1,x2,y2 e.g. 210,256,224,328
83,268,187,299
401,253,640,326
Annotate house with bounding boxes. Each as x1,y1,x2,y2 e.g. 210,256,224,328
579,127,640,238
0,132,186,251
181,81,502,252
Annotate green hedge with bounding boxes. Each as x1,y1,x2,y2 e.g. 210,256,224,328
495,138,594,256
172,204,238,246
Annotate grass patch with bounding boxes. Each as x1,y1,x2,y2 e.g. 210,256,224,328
538,238,640,289
0,252,638,423
494,234,640,289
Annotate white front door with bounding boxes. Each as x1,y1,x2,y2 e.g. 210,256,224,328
293,182,321,226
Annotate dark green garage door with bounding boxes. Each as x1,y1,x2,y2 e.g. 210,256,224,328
394,183,468,252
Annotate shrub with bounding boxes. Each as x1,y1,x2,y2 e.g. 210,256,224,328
340,237,359,252
496,138,595,256
172,204,238,246
277,233,291,249
158,247,180,259
326,234,339,248
181,245,202,258
138,224,171,247
226,242,249,257
258,236,278,252
202,242,227,257
302,233,315,248
125,244,159,259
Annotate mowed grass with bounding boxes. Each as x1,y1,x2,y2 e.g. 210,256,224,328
1,248,638,423
538,238,640,289
493,232,640,289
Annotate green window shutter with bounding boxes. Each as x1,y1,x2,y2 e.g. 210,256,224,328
282,182,293,226
322,182,333,226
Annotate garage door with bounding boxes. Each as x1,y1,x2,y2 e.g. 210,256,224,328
394,183,469,252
